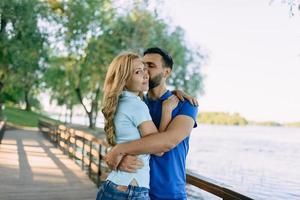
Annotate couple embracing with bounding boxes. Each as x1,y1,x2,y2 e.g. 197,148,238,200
96,47,198,200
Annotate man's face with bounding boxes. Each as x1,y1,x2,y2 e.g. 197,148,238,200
143,53,165,89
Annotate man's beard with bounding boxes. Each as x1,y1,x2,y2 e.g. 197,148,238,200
149,73,163,89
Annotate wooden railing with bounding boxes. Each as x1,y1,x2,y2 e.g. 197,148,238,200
186,170,253,200
0,120,6,144
38,119,253,199
38,120,109,186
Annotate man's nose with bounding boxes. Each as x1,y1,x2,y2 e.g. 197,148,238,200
144,71,149,79
143,68,149,79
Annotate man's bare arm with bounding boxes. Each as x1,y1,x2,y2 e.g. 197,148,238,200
113,115,194,155
106,115,195,169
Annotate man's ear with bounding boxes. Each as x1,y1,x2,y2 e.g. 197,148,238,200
164,68,172,78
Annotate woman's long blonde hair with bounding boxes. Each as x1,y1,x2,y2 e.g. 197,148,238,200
102,52,140,146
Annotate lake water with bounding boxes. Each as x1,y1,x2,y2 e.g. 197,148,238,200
51,114,300,199
187,125,300,200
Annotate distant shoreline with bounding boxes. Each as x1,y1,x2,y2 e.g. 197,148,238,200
198,112,300,127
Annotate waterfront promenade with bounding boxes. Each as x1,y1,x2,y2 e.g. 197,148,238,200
0,128,98,200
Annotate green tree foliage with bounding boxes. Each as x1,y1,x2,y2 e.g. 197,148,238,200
198,112,248,126
1,0,206,128
256,121,281,126
0,0,48,112
43,56,79,123
44,0,206,128
45,0,116,129
107,6,205,96
285,121,300,127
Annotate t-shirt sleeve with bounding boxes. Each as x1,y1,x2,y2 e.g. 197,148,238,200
132,101,152,127
177,101,198,128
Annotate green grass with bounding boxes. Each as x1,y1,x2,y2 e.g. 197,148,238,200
2,106,59,127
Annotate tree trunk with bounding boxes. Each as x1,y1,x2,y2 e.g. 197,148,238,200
93,86,101,128
88,112,95,129
69,106,73,123
0,106,2,118
1,14,8,118
75,87,96,129
24,90,31,111
0,13,7,35
0,81,3,118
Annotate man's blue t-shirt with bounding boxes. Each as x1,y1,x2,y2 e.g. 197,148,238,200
144,90,198,200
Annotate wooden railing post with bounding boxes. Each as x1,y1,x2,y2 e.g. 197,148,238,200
74,133,78,162
55,126,58,146
88,140,92,178
97,144,102,187
62,128,66,154
67,128,71,158
57,128,61,149
81,138,85,170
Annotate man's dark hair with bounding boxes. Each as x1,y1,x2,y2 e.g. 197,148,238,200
143,47,173,69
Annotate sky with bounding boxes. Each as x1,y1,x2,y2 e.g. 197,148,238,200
160,0,300,123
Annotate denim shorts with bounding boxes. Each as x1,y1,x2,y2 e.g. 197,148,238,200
96,180,150,200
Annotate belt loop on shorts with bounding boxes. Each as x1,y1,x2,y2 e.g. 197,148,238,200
127,185,134,199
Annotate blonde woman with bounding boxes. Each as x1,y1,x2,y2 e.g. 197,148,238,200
96,52,179,200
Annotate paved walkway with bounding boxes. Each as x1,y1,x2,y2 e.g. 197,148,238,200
0,129,98,200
